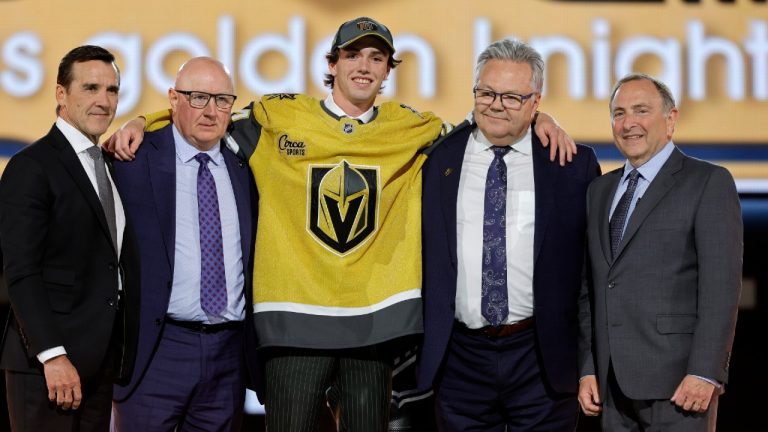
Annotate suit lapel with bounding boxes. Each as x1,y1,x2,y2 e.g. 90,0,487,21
102,153,121,254
598,169,622,265
614,149,683,261
436,124,473,268
146,126,177,269
221,142,252,269
51,125,114,251
531,132,557,264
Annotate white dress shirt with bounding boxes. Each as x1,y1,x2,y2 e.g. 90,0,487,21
39,118,127,363
324,94,375,123
455,128,536,329
166,126,246,324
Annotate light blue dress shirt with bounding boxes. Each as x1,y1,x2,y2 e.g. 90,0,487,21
609,141,675,235
166,126,246,324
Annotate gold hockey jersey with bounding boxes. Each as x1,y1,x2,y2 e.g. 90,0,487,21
242,94,444,349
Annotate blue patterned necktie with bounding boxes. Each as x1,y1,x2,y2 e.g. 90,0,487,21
609,169,640,259
482,146,513,326
195,153,227,316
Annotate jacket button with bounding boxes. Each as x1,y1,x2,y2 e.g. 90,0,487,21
155,318,163,325
108,264,116,270
107,298,116,307
608,281,616,289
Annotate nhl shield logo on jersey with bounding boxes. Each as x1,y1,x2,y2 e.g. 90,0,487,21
307,160,380,256
341,122,355,135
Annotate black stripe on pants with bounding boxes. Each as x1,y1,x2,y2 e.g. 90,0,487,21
264,346,392,432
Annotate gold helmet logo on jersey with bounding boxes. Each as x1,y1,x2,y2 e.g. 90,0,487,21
307,160,380,256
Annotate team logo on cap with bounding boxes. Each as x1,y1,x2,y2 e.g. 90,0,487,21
307,160,380,256
356,20,377,31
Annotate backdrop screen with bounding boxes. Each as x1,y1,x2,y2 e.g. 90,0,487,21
2,0,767,189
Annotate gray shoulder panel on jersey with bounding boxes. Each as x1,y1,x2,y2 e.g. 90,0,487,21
228,101,261,160
421,119,471,157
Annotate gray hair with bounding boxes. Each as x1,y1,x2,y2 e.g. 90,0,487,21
474,39,544,92
609,73,676,114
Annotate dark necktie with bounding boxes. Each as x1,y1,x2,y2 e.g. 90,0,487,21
609,169,640,259
86,146,118,252
481,146,512,326
195,153,227,316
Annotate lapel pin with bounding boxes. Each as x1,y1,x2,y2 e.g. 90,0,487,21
443,168,453,176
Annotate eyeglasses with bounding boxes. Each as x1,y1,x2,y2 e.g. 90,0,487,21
473,87,536,110
175,90,237,110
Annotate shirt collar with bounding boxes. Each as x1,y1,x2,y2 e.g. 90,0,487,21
56,117,100,154
621,141,675,184
173,125,223,165
324,94,376,124
470,126,533,156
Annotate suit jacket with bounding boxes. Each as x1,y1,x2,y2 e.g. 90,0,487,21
111,124,261,400
578,148,742,400
418,121,601,394
0,124,140,384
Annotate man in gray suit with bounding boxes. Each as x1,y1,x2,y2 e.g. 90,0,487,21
577,73,742,431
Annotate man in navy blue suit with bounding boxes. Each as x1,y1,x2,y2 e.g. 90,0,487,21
417,39,601,431
110,57,259,431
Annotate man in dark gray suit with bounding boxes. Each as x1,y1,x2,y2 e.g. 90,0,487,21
577,73,742,431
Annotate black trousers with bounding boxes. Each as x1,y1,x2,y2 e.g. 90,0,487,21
5,311,121,432
263,346,392,432
5,366,114,432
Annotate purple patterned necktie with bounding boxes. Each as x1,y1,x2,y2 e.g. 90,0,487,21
195,153,227,316
609,169,640,259
481,146,512,326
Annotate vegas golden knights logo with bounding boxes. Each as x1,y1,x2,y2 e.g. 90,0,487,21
357,21,376,31
307,160,379,255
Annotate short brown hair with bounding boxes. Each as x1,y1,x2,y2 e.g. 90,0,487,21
56,45,119,115
610,73,676,114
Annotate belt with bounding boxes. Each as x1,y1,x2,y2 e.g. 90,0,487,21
455,317,535,339
164,317,243,333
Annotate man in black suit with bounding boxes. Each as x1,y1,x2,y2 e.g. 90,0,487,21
0,45,139,431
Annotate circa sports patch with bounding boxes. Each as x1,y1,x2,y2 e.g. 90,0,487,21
306,160,380,256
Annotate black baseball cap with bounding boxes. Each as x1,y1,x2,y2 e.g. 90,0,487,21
331,17,395,54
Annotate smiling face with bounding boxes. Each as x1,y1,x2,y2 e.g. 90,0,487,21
328,36,391,117
610,79,679,167
473,59,540,146
55,60,119,144
169,58,234,151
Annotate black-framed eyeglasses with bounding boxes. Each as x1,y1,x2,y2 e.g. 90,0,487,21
175,89,237,110
473,87,536,110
